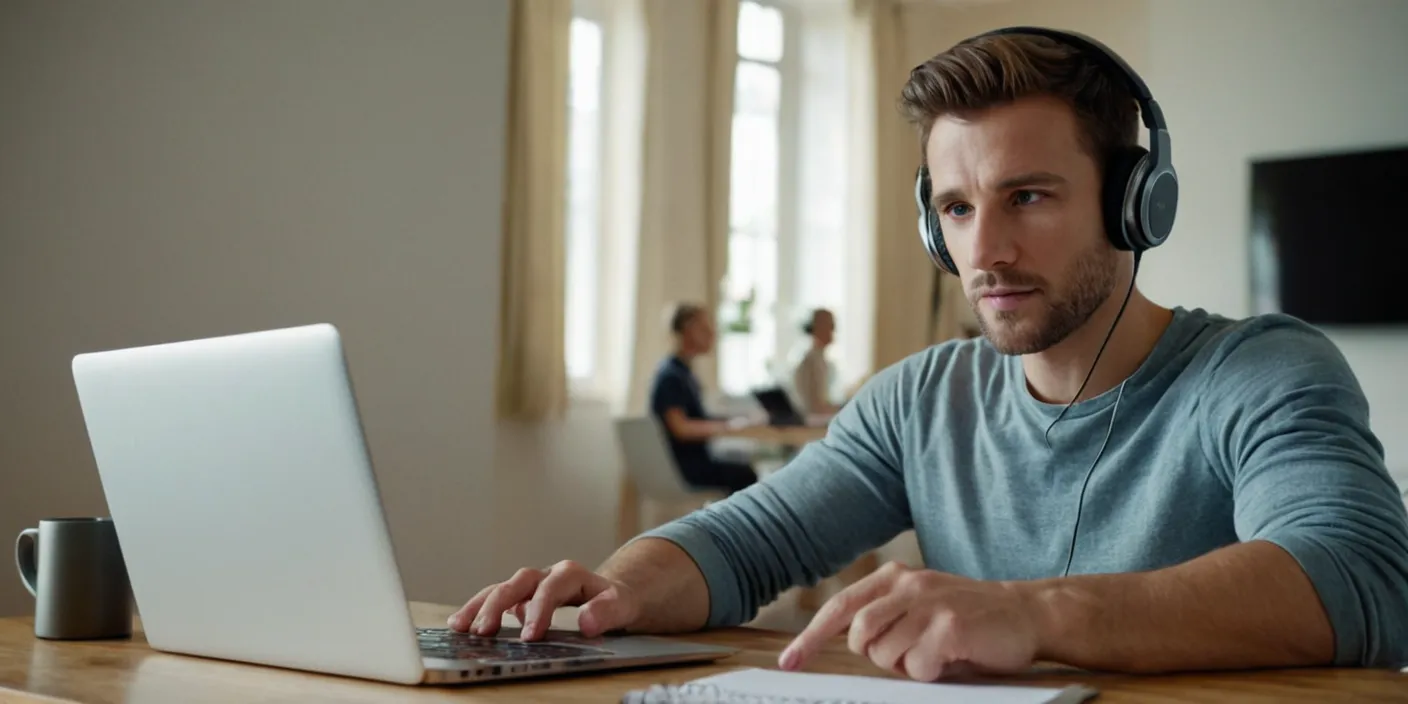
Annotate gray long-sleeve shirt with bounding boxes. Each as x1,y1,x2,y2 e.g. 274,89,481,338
642,307,1408,667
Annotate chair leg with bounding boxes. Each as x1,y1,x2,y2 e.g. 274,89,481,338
616,477,641,546
841,551,881,582
797,585,824,612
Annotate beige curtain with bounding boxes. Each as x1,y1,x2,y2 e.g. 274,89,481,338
622,0,739,415
841,0,877,392
595,0,649,414
495,0,573,422
616,0,739,544
857,0,934,373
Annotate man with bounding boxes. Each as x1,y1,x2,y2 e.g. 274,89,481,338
646,302,758,494
448,29,1408,679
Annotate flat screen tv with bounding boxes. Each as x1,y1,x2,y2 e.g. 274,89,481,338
1248,144,1408,326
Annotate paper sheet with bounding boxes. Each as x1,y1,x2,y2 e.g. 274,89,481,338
686,668,1096,704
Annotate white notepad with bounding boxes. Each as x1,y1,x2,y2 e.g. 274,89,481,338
621,667,1099,704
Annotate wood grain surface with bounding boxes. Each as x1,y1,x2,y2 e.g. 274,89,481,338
2,602,1406,702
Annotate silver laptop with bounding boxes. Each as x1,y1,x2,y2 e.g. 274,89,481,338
70,323,736,685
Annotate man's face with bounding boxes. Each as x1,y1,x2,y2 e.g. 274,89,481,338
812,311,835,346
682,313,716,354
925,95,1118,355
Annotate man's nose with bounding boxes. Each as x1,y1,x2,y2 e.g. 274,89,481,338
966,209,1018,272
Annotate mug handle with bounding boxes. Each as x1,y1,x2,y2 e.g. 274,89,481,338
15,528,39,597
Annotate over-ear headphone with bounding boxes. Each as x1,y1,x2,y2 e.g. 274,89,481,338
915,26,1178,276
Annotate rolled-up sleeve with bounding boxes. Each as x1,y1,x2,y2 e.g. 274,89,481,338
637,362,916,627
1201,316,1408,667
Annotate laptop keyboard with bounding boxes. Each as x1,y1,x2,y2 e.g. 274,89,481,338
416,627,611,663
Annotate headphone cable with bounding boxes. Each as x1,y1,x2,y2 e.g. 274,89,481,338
1043,251,1143,446
1061,376,1126,577
1049,251,1142,577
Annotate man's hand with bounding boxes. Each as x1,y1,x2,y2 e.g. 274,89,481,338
447,560,641,641
726,413,767,431
779,562,1039,681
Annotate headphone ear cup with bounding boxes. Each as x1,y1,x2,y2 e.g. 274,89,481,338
916,167,958,276
928,214,958,276
1101,146,1149,252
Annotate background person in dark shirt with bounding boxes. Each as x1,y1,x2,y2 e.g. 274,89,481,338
648,303,758,494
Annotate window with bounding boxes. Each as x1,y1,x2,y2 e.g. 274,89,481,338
719,0,785,397
721,1,873,401
565,15,605,385
787,3,856,392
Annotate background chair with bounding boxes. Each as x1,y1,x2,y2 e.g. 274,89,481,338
614,416,726,536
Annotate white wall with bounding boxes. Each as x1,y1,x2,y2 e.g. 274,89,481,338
492,403,623,576
1143,0,1408,480
902,0,1150,72
903,0,1408,480
0,0,510,616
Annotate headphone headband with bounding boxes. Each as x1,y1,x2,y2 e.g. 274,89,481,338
968,26,1171,169
915,25,1179,272
973,27,1160,127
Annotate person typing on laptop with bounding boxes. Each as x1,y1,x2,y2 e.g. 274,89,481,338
648,302,759,495
449,28,1408,679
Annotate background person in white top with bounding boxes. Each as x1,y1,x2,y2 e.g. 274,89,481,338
790,308,841,417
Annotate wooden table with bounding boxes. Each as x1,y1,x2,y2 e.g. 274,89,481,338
718,422,828,447
2,602,1406,702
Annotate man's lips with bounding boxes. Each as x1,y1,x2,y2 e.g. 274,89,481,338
977,288,1037,312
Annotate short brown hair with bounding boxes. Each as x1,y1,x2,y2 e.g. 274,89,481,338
900,32,1139,169
667,302,705,334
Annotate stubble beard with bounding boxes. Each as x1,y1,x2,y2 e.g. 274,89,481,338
969,243,1119,356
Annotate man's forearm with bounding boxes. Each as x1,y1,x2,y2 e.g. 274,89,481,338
598,537,710,634
667,417,730,442
1016,540,1335,673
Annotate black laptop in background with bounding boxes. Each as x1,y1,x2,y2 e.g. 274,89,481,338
751,386,806,427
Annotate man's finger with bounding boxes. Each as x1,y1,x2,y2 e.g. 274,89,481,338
914,657,976,683
448,584,498,632
865,609,929,675
846,593,908,657
474,568,545,635
780,565,904,670
522,567,590,641
902,610,975,681
578,586,634,638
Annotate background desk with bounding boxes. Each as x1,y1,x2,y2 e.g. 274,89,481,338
2,602,1406,702
717,423,828,447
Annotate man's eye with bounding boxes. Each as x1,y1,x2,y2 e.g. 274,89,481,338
1014,190,1045,206
944,203,973,218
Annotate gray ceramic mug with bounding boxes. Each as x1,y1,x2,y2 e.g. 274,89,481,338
15,517,133,639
